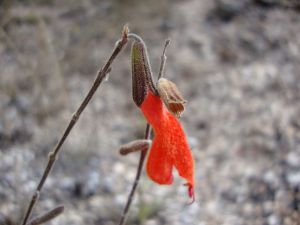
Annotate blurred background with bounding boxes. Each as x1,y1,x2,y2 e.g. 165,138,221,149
0,0,300,224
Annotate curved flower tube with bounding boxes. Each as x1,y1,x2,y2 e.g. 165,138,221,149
141,92,195,201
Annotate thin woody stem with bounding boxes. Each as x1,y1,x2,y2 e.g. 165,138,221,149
118,124,151,225
21,26,129,225
158,39,171,80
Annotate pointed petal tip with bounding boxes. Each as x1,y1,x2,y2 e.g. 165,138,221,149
184,183,195,204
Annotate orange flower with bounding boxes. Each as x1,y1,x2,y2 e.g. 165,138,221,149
130,36,195,201
141,91,195,201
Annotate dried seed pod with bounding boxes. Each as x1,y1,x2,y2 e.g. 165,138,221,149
131,37,156,106
120,139,152,155
157,78,186,117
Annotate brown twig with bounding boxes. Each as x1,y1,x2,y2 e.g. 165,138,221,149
20,26,129,225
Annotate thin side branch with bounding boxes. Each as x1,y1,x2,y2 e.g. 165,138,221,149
158,39,171,80
21,26,129,225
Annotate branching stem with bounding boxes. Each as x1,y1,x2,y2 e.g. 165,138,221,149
118,124,151,225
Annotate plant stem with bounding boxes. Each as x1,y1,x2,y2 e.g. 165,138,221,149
20,26,129,225
118,124,151,225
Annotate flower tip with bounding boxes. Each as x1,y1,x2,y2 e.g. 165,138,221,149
184,183,195,204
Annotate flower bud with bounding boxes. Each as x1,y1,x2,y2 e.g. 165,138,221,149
131,38,156,107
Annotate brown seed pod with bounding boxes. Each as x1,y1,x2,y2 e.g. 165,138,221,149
157,78,187,117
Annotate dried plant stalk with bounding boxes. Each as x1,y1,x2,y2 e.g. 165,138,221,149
158,39,170,80
21,26,129,225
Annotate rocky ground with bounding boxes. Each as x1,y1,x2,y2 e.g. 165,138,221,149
0,0,300,225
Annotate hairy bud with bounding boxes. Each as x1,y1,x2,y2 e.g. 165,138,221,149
131,37,156,106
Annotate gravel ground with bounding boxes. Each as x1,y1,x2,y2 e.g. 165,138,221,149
0,0,300,225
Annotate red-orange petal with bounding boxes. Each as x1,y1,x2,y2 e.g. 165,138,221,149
140,91,195,200
146,138,173,185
